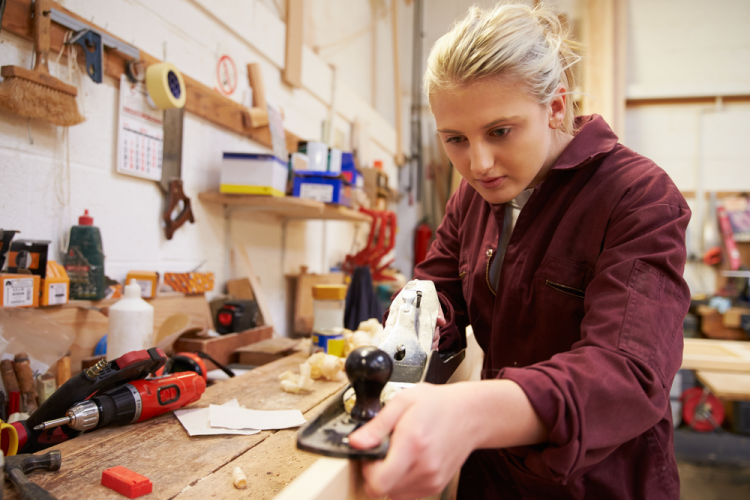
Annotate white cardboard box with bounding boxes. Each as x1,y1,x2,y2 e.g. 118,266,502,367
220,153,288,197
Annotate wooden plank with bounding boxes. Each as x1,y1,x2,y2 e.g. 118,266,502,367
172,325,273,369
287,271,345,335
236,244,275,330
581,0,627,138
682,338,750,373
4,352,347,500
173,394,342,500
283,0,304,88
234,337,300,366
247,62,270,128
0,0,299,151
696,371,750,402
198,192,372,223
40,294,213,373
227,278,255,300
627,95,750,107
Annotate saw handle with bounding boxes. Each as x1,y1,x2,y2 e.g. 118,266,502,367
345,347,393,422
163,179,195,240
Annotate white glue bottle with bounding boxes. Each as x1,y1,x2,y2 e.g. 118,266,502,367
107,279,155,360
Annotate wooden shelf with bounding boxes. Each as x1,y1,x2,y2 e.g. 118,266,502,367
198,192,372,223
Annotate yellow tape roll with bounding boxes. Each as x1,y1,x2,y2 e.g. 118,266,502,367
146,62,187,109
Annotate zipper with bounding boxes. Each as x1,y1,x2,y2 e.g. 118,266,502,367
545,279,585,299
459,271,466,280
485,248,496,296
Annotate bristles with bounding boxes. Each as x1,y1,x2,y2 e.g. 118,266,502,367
0,76,84,126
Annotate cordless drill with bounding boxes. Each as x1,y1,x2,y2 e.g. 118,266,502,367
33,372,206,433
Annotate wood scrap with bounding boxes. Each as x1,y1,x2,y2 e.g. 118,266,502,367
283,0,304,88
233,337,300,366
682,338,750,373
696,370,750,402
227,278,255,300
235,245,274,329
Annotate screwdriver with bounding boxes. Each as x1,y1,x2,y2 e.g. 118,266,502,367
34,371,205,432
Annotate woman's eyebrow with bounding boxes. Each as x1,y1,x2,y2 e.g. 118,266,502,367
437,116,520,134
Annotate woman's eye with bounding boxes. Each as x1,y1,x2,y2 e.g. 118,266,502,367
491,128,510,137
445,136,465,144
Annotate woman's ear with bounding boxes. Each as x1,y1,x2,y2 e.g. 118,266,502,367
548,84,567,129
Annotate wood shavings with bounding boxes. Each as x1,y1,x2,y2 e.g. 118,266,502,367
233,467,247,489
342,319,386,356
279,364,315,394
306,352,345,381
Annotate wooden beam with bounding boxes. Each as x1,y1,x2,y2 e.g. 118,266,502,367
0,0,300,150
581,0,627,138
247,62,270,128
627,94,750,107
283,0,304,88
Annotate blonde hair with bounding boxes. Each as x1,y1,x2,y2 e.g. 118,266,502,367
424,3,581,134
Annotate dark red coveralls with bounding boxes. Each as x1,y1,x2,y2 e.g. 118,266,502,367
416,115,691,499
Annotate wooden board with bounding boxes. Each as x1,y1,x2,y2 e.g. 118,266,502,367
4,352,347,500
696,371,750,402
283,0,304,88
199,193,373,223
0,0,302,152
236,245,275,330
682,338,750,373
173,325,273,369
227,278,255,300
234,337,301,366
39,294,213,374
287,271,345,335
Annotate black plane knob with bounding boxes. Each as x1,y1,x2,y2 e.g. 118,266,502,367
345,346,393,422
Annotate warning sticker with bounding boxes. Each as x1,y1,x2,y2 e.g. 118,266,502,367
135,279,153,298
47,282,68,305
3,277,34,307
300,184,334,203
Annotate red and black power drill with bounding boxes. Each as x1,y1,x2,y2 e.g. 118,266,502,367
6,348,205,455
32,371,205,434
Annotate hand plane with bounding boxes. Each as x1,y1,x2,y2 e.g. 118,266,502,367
296,280,465,459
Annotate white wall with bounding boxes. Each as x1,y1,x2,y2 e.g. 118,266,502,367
624,0,750,294
0,0,401,335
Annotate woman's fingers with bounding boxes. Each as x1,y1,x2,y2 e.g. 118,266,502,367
349,391,412,449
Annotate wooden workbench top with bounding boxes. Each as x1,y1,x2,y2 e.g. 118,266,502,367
4,352,347,500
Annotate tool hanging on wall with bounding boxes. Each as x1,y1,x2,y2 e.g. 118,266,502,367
161,107,194,240
0,0,83,126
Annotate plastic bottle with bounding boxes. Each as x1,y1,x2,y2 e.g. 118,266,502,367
64,210,106,300
107,280,154,360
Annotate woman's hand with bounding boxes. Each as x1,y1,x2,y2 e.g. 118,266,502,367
348,383,479,500
348,380,548,500
433,306,446,350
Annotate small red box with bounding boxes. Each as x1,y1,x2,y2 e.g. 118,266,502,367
101,466,153,498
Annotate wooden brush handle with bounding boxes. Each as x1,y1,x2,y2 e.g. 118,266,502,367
33,0,51,75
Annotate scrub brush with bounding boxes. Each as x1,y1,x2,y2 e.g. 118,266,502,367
0,0,83,126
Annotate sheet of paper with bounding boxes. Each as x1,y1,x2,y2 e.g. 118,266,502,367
208,404,306,430
175,399,260,437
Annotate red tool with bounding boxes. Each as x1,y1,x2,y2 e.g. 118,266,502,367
32,372,205,433
343,208,397,281
681,387,725,432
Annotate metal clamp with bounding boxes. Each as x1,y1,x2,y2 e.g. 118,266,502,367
50,8,140,83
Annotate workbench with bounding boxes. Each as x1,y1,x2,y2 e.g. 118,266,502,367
3,352,347,500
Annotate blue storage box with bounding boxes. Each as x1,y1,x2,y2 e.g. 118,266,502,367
293,171,351,207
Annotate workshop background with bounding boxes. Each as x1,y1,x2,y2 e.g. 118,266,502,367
2,0,750,498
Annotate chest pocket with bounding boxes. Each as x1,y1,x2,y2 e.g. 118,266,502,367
534,256,594,350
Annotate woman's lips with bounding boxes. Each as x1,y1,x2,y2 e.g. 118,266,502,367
477,176,506,189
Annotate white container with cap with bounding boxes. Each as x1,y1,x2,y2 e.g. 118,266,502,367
107,279,155,360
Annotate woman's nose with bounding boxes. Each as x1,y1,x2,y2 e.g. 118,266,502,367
470,143,494,176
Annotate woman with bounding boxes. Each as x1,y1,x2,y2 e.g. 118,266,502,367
349,3,690,500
